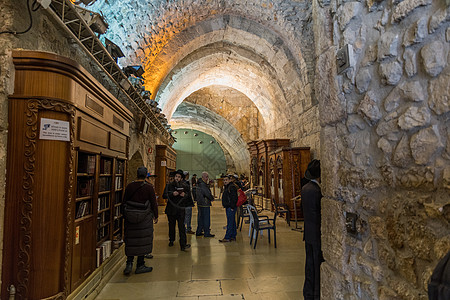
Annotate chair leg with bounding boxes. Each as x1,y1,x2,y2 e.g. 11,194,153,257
274,229,277,248
249,224,254,245
287,213,291,227
253,230,259,249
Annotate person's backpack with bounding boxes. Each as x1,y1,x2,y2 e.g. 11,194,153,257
429,250,450,300
236,188,247,207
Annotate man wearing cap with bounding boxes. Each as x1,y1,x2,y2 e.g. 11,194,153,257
301,159,324,300
122,166,158,275
165,169,191,251
183,171,195,234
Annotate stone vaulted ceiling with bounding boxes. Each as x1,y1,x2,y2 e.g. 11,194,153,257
89,0,314,173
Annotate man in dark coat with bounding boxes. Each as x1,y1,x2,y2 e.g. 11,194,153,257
301,159,323,300
195,172,215,237
122,166,158,275
165,169,191,251
183,171,195,234
219,175,238,242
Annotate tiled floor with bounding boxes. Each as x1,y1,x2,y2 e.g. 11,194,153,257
95,202,306,300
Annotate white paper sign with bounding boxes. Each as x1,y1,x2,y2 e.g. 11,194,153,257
39,118,70,141
161,160,167,166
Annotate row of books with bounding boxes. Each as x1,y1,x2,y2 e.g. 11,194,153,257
98,177,111,192
78,154,96,174
96,240,112,267
115,176,123,189
76,201,90,219
100,158,112,174
97,211,111,229
98,195,109,211
97,226,109,241
114,206,121,217
77,178,94,197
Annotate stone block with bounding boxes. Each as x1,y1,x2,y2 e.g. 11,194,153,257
403,48,418,78
410,125,443,165
362,44,377,67
421,41,446,77
380,60,403,86
393,135,413,167
428,8,448,34
316,48,346,126
398,107,431,130
391,0,432,23
337,2,362,31
358,90,382,126
356,67,372,94
378,32,399,61
403,17,427,47
428,71,450,115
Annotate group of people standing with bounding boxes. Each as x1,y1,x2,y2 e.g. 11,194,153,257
120,160,324,300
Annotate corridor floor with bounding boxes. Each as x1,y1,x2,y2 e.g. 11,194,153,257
95,202,306,300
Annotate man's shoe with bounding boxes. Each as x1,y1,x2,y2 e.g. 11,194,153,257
219,239,231,243
123,262,133,275
181,244,191,251
187,230,195,234
196,233,203,236
144,254,153,259
135,265,153,274
204,234,215,237
169,241,174,247
230,238,236,241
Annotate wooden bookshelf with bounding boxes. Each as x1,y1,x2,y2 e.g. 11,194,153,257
2,50,132,299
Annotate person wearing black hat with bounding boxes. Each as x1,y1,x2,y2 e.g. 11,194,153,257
122,166,158,275
165,169,191,251
301,159,324,300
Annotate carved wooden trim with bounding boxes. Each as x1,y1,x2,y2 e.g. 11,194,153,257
17,99,75,298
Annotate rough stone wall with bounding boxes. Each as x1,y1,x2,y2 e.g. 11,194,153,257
316,0,450,299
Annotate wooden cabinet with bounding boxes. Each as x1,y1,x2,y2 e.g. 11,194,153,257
155,145,177,205
256,139,290,198
269,147,311,219
2,50,132,299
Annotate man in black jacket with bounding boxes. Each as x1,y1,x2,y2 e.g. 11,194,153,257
301,159,323,300
122,166,158,275
219,175,238,242
165,169,191,251
195,172,215,237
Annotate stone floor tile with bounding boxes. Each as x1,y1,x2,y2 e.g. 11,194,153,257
178,280,221,297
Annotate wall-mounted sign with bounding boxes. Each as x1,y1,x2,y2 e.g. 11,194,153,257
161,160,167,166
39,118,70,141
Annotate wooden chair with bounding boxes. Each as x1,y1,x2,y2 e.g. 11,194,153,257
248,205,277,249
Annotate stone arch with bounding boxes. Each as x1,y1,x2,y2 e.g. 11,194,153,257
170,101,250,175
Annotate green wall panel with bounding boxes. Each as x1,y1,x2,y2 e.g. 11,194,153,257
172,128,226,179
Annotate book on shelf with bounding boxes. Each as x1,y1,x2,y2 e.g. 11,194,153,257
77,178,94,197
115,176,123,189
98,195,109,211
95,240,112,267
76,201,90,219
98,177,111,192
100,158,112,174
115,191,122,204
